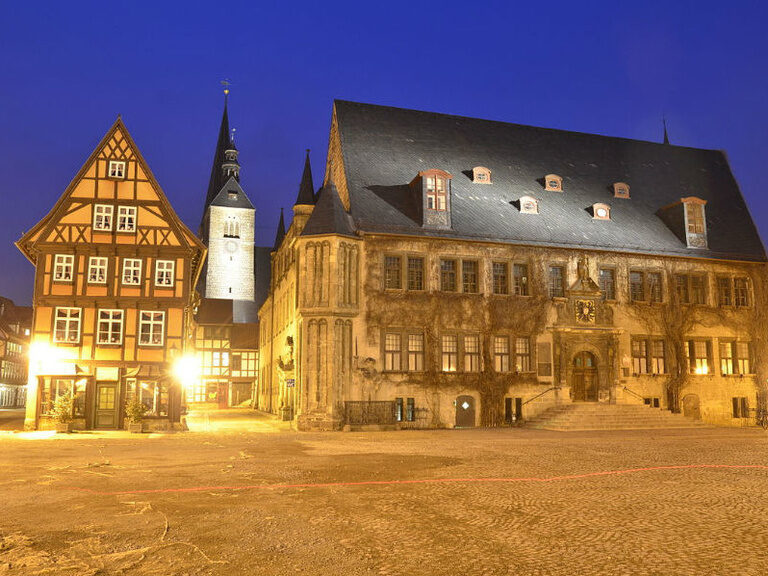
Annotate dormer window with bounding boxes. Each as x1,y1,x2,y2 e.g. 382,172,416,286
228,190,238,200
544,174,563,192
592,203,611,220
426,176,447,210
518,196,539,214
414,169,452,230
472,166,492,184
613,182,630,199
683,197,708,249
108,161,126,179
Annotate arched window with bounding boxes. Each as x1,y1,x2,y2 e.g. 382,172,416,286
224,216,240,238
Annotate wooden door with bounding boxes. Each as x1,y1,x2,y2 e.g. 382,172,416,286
94,383,119,429
217,382,229,409
572,352,598,402
455,395,476,428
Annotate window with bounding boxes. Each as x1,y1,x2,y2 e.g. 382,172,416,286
231,355,242,371
97,310,123,345
630,271,645,302
736,342,752,374
426,176,447,210
734,278,750,307
515,337,531,372
513,264,529,296
675,274,707,305
212,352,230,367
395,397,404,422
53,254,74,282
544,174,562,192
117,206,137,232
155,260,175,287
53,307,81,343
138,311,165,346
493,336,510,372
651,340,666,374
406,397,415,422
613,182,630,199
407,334,424,372
683,198,708,248
384,256,402,289
518,196,539,214
88,257,108,284
492,262,508,295
41,377,86,417
648,272,663,303
592,203,611,220
93,204,114,231
632,339,648,374
441,335,458,372
720,341,734,375
548,266,564,298
717,277,732,306
462,260,479,293
127,380,169,417
599,268,615,300
122,259,142,285
472,166,491,184
108,160,126,179
384,333,402,371
440,259,457,292
687,340,711,375
407,257,424,291
644,397,661,408
464,335,481,372
732,397,750,418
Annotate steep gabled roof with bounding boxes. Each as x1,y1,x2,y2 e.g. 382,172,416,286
273,208,286,251
210,177,254,209
302,180,356,238
204,99,234,212
333,100,766,262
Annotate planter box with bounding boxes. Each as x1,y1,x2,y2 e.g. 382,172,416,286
128,422,144,433
55,422,73,434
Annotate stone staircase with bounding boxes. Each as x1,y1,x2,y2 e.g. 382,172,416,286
525,403,707,431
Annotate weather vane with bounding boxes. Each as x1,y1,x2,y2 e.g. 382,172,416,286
220,78,232,95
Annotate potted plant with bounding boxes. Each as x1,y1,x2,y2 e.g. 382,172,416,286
125,396,147,433
50,391,74,433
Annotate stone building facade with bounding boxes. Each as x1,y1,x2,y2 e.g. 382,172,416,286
258,100,767,430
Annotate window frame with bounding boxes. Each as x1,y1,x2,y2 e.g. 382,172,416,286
492,262,509,295
383,332,402,372
154,260,175,288
513,263,529,296
407,256,425,291
96,309,124,346
548,264,565,299
440,259,458,292
122,258,142,286
515,337,532,373
53,307,82,344
93,204,114,231
493,335,510,372
87,256,108,284
117,206,137,233
53,254,75,283
383,255,402,290
598,268,616,301
108,160,126,180
138,311,165,347
441,334,458,372
463,334,481,372
461,260,480,294
407,333,425,372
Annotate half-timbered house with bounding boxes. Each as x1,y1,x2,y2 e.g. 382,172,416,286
17,117,206,430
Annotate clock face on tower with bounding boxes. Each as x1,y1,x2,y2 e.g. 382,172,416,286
225,240,238,253
575,299,596,323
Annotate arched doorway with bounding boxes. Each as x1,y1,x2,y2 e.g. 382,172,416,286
455,395,476,428
572,351,598,402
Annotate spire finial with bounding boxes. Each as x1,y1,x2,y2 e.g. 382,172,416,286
663,115,670,145
220,79,231,102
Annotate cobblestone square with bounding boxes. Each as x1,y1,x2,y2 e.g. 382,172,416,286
1,426,767,575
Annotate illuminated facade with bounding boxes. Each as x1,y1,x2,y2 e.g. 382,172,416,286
16,118,205,430
0,298,31,407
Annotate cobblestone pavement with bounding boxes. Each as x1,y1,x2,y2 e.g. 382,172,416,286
1,427,768,575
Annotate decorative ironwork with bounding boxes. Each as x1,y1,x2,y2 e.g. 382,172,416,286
344,401,396,425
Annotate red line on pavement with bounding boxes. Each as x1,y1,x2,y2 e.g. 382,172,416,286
60,464,768,496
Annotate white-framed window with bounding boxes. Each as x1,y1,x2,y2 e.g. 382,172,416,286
138,311,165,346
122,258,142,285
108,160,126,179
53,254,74,282
213,352,230,367
88,256,108,284
519,196,539,214
155,260,175,287
53,307,82,343
117,206,137,232
93,204,114,231
97,309,124,345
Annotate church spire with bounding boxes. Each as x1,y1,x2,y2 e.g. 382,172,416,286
273,208,286,251
663,116,670,145
204,87,239,216
294,149,315,206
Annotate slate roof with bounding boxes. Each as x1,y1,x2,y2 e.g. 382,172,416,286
301,180,357,238
334,100,766,262
210,177,254,210
273,208,286,250
295,150,315,206
204,100,235,215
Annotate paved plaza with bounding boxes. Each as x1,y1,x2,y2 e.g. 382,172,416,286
1,422,767,575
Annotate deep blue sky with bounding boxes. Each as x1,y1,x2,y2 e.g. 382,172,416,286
2,1,767,305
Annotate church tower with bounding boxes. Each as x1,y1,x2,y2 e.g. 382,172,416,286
199,90,256,311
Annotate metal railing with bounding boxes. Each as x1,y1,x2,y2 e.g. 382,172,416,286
522,386,560,406
622,385,646,403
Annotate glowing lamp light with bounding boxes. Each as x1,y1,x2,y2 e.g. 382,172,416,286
28,341,70,376
173,355,201,389
694,365,709,375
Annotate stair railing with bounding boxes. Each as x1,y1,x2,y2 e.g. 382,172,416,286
522,386,561,407
622,385,645,403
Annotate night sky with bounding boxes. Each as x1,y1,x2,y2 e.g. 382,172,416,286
2,1,767,305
